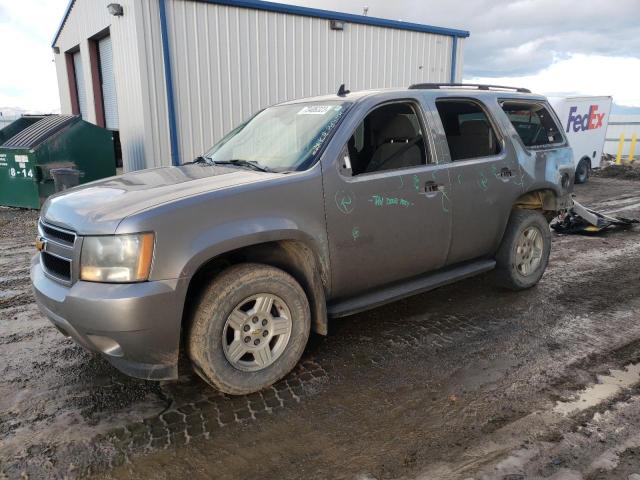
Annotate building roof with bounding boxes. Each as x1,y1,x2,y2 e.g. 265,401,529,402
52,0,470,47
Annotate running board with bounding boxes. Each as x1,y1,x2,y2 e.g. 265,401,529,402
327,259,496,318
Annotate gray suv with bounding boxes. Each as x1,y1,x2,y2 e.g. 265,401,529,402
31,84,574,395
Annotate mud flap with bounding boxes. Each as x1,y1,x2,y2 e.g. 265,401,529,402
551,199,639,234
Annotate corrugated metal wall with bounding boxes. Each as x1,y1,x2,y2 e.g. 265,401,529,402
54,0,464,171
163,0,462,164
53,0,170,172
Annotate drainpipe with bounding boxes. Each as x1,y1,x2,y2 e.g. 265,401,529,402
450,36,458,84
158,0,180,166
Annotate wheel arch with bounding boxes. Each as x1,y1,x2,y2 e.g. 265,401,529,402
513,188,560,214
493,188,560,253
182,238,330,344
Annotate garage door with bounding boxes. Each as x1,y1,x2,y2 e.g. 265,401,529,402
72,51,88,120
98,36,119,130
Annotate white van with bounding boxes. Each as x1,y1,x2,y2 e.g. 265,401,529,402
549,96,612,183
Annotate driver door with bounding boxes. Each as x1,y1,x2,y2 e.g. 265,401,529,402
322,99,452,300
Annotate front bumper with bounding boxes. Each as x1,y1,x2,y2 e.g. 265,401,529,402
31,255,187,380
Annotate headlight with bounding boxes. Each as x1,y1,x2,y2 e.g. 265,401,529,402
80,233,155,283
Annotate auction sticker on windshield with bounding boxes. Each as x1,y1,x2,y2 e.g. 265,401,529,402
298,105,334,115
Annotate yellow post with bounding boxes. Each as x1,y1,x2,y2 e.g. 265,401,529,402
629,133,638,164
616,133,625,165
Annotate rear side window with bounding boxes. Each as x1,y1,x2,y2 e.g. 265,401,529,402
435,99,501,161
500,101,564,147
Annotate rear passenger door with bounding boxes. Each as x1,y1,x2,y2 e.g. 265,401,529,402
427,97,521,264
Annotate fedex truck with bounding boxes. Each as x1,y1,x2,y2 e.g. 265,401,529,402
549,96,612,184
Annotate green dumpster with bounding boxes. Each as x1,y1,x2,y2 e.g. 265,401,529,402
0,115,116,209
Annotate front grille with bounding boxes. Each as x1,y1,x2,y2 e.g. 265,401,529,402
41,223,75,245
39,220,76,284
42,252,71,281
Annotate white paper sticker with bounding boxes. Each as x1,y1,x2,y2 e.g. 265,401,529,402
298,105,334,115
14,155,28,164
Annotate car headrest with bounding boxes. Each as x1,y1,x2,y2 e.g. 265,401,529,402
381,115,416,142
460,120,490,137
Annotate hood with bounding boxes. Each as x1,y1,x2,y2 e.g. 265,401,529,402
42,164,275,234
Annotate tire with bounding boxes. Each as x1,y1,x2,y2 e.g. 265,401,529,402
494,209,551,290
188,263,311,395
575,159,589,184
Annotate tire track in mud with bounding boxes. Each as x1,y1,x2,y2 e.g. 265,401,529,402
92,226,640,479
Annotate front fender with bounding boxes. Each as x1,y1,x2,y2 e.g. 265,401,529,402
178,217,324,280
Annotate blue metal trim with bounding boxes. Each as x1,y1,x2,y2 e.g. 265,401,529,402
53,0,469,51
51,0,76,47
193,0,470,38
450,37,458,83
158,0,181,166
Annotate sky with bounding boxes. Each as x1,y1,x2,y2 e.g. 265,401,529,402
0,0,638,114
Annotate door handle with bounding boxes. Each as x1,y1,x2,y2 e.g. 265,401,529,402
423,181,441,197
499,167,513,182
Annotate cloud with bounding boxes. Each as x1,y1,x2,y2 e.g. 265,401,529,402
1,0,639,111
0,0,67,112
291,0,640,76
465,54,640,107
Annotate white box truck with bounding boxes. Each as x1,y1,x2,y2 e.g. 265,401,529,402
549,96,612,183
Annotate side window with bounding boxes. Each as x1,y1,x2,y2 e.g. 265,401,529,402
500,101,564,147
435,99,501,161
346,102,428,176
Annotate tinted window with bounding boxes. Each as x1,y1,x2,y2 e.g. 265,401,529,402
501,101,563,147
346,102,428,175
435,100,501,161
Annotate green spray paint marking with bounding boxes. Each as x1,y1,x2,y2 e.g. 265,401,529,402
335,190,355,214
370,194,414,208
413,174,420,192
457,174,463,185
478,172,489,191
352,226,360,241
440,186,450,213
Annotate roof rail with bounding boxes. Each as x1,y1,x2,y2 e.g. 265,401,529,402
408,83,531,94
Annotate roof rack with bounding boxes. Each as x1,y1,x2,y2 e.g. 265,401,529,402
408,83,531,94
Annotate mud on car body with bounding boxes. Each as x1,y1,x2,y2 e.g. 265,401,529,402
31,84,574,395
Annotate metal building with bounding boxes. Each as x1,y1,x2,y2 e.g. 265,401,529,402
52,0,469,172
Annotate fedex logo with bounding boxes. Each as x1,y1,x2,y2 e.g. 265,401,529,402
566,105,605,133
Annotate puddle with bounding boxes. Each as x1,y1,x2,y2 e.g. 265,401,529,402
555,363,640,415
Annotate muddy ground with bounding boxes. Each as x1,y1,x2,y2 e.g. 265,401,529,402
1,177,640,480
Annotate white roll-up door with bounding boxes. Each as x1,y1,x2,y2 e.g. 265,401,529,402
98,36,119,130
72,51,87,120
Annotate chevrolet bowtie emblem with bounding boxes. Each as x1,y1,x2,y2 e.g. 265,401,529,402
35,236,46,252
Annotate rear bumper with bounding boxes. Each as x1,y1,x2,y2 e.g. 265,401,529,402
30,255,187,380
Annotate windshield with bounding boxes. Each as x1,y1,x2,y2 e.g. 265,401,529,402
203,101,350,172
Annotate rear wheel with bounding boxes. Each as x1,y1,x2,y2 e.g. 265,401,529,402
495,209,551,290
188,263,311,395
575,158,590,184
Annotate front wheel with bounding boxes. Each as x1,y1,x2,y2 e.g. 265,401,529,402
575,158,590,184
188,263,311,395
494,209,551,290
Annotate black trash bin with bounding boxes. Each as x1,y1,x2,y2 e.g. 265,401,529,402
51,168,81,192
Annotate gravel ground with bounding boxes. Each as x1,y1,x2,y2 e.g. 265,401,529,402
1,177,640,480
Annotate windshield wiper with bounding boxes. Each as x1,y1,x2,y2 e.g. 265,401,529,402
185,156,212,165
212,159,273,172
